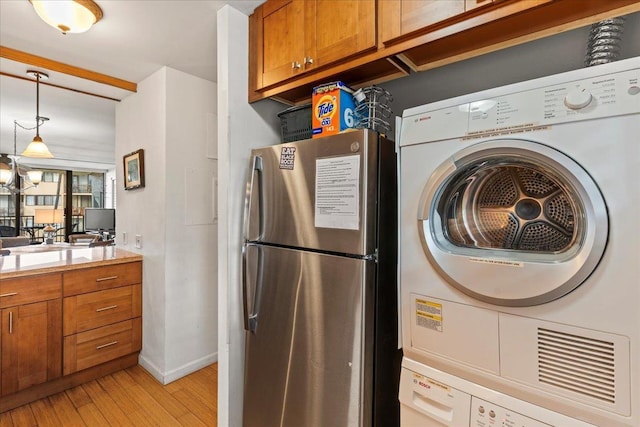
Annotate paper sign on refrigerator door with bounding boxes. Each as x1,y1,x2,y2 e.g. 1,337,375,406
315,155,360,230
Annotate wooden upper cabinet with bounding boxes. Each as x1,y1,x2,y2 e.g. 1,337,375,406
380,0,495,43
259,0,305,89
309,0,376,69
249,0,640,103
251,0,376,91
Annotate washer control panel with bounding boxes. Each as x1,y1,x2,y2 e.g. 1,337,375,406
466,67,639,135
399,59,639,146
471,397,551,427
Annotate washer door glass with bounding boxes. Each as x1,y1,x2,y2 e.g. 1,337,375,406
419,139,607,306
441,161,580,253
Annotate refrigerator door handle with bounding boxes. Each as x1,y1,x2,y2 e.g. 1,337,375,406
242,243,264,333
243,154,263,242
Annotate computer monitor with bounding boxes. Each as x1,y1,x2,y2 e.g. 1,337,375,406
84,208,115,234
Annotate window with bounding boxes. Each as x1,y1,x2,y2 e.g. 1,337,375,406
42,172,60,182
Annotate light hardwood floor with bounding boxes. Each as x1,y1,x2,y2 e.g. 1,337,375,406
0,363,217,427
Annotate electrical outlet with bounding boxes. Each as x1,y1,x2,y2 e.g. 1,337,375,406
122,232,128,245
135,234,142,249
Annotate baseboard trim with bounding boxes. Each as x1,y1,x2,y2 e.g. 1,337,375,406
139,352,218,385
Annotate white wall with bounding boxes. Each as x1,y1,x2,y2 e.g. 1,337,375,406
116,68,168,375
165,68,219,379
116,66,219,384
216,5,283,427
216,9,639,426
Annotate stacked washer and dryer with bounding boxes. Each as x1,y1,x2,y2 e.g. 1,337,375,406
397,57,640,426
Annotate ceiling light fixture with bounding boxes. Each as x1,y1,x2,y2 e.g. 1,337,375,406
22,70,54,159
0,120,45,194
30,0,103,35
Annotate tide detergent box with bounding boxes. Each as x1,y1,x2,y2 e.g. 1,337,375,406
312,81,356,138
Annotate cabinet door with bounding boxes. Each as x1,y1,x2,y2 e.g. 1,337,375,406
381,0,466,43
307,0,376,69
251,0,376,91
1,300,62,396
259,0,305,88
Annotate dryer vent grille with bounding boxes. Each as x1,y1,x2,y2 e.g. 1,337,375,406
537,328,616,404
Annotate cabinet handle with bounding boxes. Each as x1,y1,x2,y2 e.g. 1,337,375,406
303,56,314,66
0,292,18,298
9,311,13,334
96,305,118,312
291,61,301,70
96,275,118,282
96,341,118,350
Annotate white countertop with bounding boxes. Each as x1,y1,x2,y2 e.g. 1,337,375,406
0,245,143,279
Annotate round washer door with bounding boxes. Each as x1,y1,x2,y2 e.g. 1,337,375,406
419,139,608,306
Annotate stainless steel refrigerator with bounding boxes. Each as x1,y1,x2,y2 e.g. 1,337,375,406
241,129,400,427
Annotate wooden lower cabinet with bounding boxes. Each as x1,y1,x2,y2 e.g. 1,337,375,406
62,263,142,375
63,284,142,336
64,317,142,375
1,300,62,396
0,259,142,412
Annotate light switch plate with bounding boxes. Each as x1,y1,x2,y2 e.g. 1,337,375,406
135,234,142,249
122,232,128,245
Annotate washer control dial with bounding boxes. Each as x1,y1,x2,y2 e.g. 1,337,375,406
564,87,593,110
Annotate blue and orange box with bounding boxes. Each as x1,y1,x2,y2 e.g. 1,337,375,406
312,81,356,138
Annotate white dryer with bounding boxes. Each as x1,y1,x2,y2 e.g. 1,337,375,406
398,57,640,426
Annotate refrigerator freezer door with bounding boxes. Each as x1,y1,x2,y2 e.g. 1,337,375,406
244,129,394,256
242,245,374,427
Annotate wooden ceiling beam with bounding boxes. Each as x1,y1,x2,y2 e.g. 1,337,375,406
0,45,137,92
0,71,121,102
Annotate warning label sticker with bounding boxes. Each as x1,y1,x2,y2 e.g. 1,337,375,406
469,257,523,268
415,299,442,332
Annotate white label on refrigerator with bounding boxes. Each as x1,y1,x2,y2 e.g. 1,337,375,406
315,155,360,230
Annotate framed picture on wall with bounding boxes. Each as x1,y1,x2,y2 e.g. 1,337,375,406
123,149,145,190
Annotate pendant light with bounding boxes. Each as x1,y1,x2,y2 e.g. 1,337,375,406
0,121,45,194
30,0,103,35
22,70,54,159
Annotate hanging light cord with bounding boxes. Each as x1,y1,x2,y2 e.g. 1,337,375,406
11,119,46,156
36,72,41,138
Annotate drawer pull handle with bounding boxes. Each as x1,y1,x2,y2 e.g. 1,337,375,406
9,311,13,334
0,292,18,298
96,275,118,282
96,341,119,350
96,305,118,312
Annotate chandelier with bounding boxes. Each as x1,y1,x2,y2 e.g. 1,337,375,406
0,120,47,194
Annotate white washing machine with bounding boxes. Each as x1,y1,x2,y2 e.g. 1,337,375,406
398,57,640,427
399,358,597,426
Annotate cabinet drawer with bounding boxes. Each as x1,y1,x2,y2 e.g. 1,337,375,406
0,274,62,309
63,262,142,296
63,317,142,375
63,284,141,336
